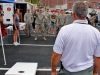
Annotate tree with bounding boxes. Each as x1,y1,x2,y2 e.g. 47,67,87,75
25,0,40,7
81,0,87,1
32,0,40,6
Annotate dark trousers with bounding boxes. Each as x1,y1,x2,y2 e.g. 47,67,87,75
32,18,36,29
56,25,63,35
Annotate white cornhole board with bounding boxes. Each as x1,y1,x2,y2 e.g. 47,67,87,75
5,62,38,75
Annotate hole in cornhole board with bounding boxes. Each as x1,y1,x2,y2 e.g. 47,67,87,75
18,71,25,73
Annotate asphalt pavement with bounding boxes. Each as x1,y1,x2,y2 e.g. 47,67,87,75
0,14,100,75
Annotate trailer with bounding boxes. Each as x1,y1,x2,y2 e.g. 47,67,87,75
1,1,37,25
0,3,14,25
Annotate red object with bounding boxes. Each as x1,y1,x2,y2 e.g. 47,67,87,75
0,8,2,11
36,9,39,12
1,24,7,37
51,9,58,12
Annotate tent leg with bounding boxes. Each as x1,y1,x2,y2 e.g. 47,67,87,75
18,32,20,44
0,24,7,65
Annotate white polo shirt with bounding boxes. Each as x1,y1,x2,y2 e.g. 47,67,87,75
53,20,100,72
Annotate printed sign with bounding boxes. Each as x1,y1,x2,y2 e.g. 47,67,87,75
7,7,11,11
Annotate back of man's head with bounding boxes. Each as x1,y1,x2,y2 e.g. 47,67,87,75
72,1,88,18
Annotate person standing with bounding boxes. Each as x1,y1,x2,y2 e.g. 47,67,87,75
51,1,100,75
56,9,68,35
13,8,20,46
48,11,57,34
43,9,50,35
32,10,37,31
24,9,33,37
34,9,46,41
97,11,100,23
90,12,96,27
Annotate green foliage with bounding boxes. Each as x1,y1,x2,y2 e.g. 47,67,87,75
25,0,40,7
82,0,87,1
32,0,40,7
25,0,30,2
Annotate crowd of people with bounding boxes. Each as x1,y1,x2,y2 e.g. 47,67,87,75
1,1,100,75
0,7,68,45
1,2,100,47
24,8,68,40
13,8,69,46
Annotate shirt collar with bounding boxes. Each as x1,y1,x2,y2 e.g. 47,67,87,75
73,20,88,24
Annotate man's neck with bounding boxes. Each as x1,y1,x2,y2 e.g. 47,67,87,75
74,18,86,21
61,13,64,15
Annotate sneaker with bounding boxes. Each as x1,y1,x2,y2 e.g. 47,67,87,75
48,31,50,34
43,37,46,41
33,31,36,33
16,42,20,45
34,37,37,41
13,42,17,46
53,32,55,34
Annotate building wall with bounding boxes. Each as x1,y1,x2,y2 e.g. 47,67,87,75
39,0,100,9
67,0,100,9
88,0,100,2
39,0,65,8
88,0,100,8
66,0,80,9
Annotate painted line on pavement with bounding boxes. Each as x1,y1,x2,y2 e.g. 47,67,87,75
3,44,54,46
0,68,60,71
8,34,55,36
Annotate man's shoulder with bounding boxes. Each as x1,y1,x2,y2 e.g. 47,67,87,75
59,14,67,18
25,13,29,15
40,13,44,15
25,13,28,15
89,25,100,33
28,13,32,15
58,14,62,17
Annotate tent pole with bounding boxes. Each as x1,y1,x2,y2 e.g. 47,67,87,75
0,23,7,65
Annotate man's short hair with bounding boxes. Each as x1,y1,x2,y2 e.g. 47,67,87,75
60,9,64,11
72,1,88,18
27,9,30,11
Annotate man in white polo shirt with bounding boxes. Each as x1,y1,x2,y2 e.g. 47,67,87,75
51,1,100,75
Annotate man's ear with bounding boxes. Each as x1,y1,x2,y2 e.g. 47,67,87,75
72,12,77,20
72,12,75,17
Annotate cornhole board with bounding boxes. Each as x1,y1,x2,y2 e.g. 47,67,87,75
5,62,38,75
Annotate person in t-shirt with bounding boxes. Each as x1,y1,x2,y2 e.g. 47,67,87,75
48,11,57,34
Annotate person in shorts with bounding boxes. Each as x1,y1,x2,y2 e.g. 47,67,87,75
48,12,57,34
13,8,20,46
